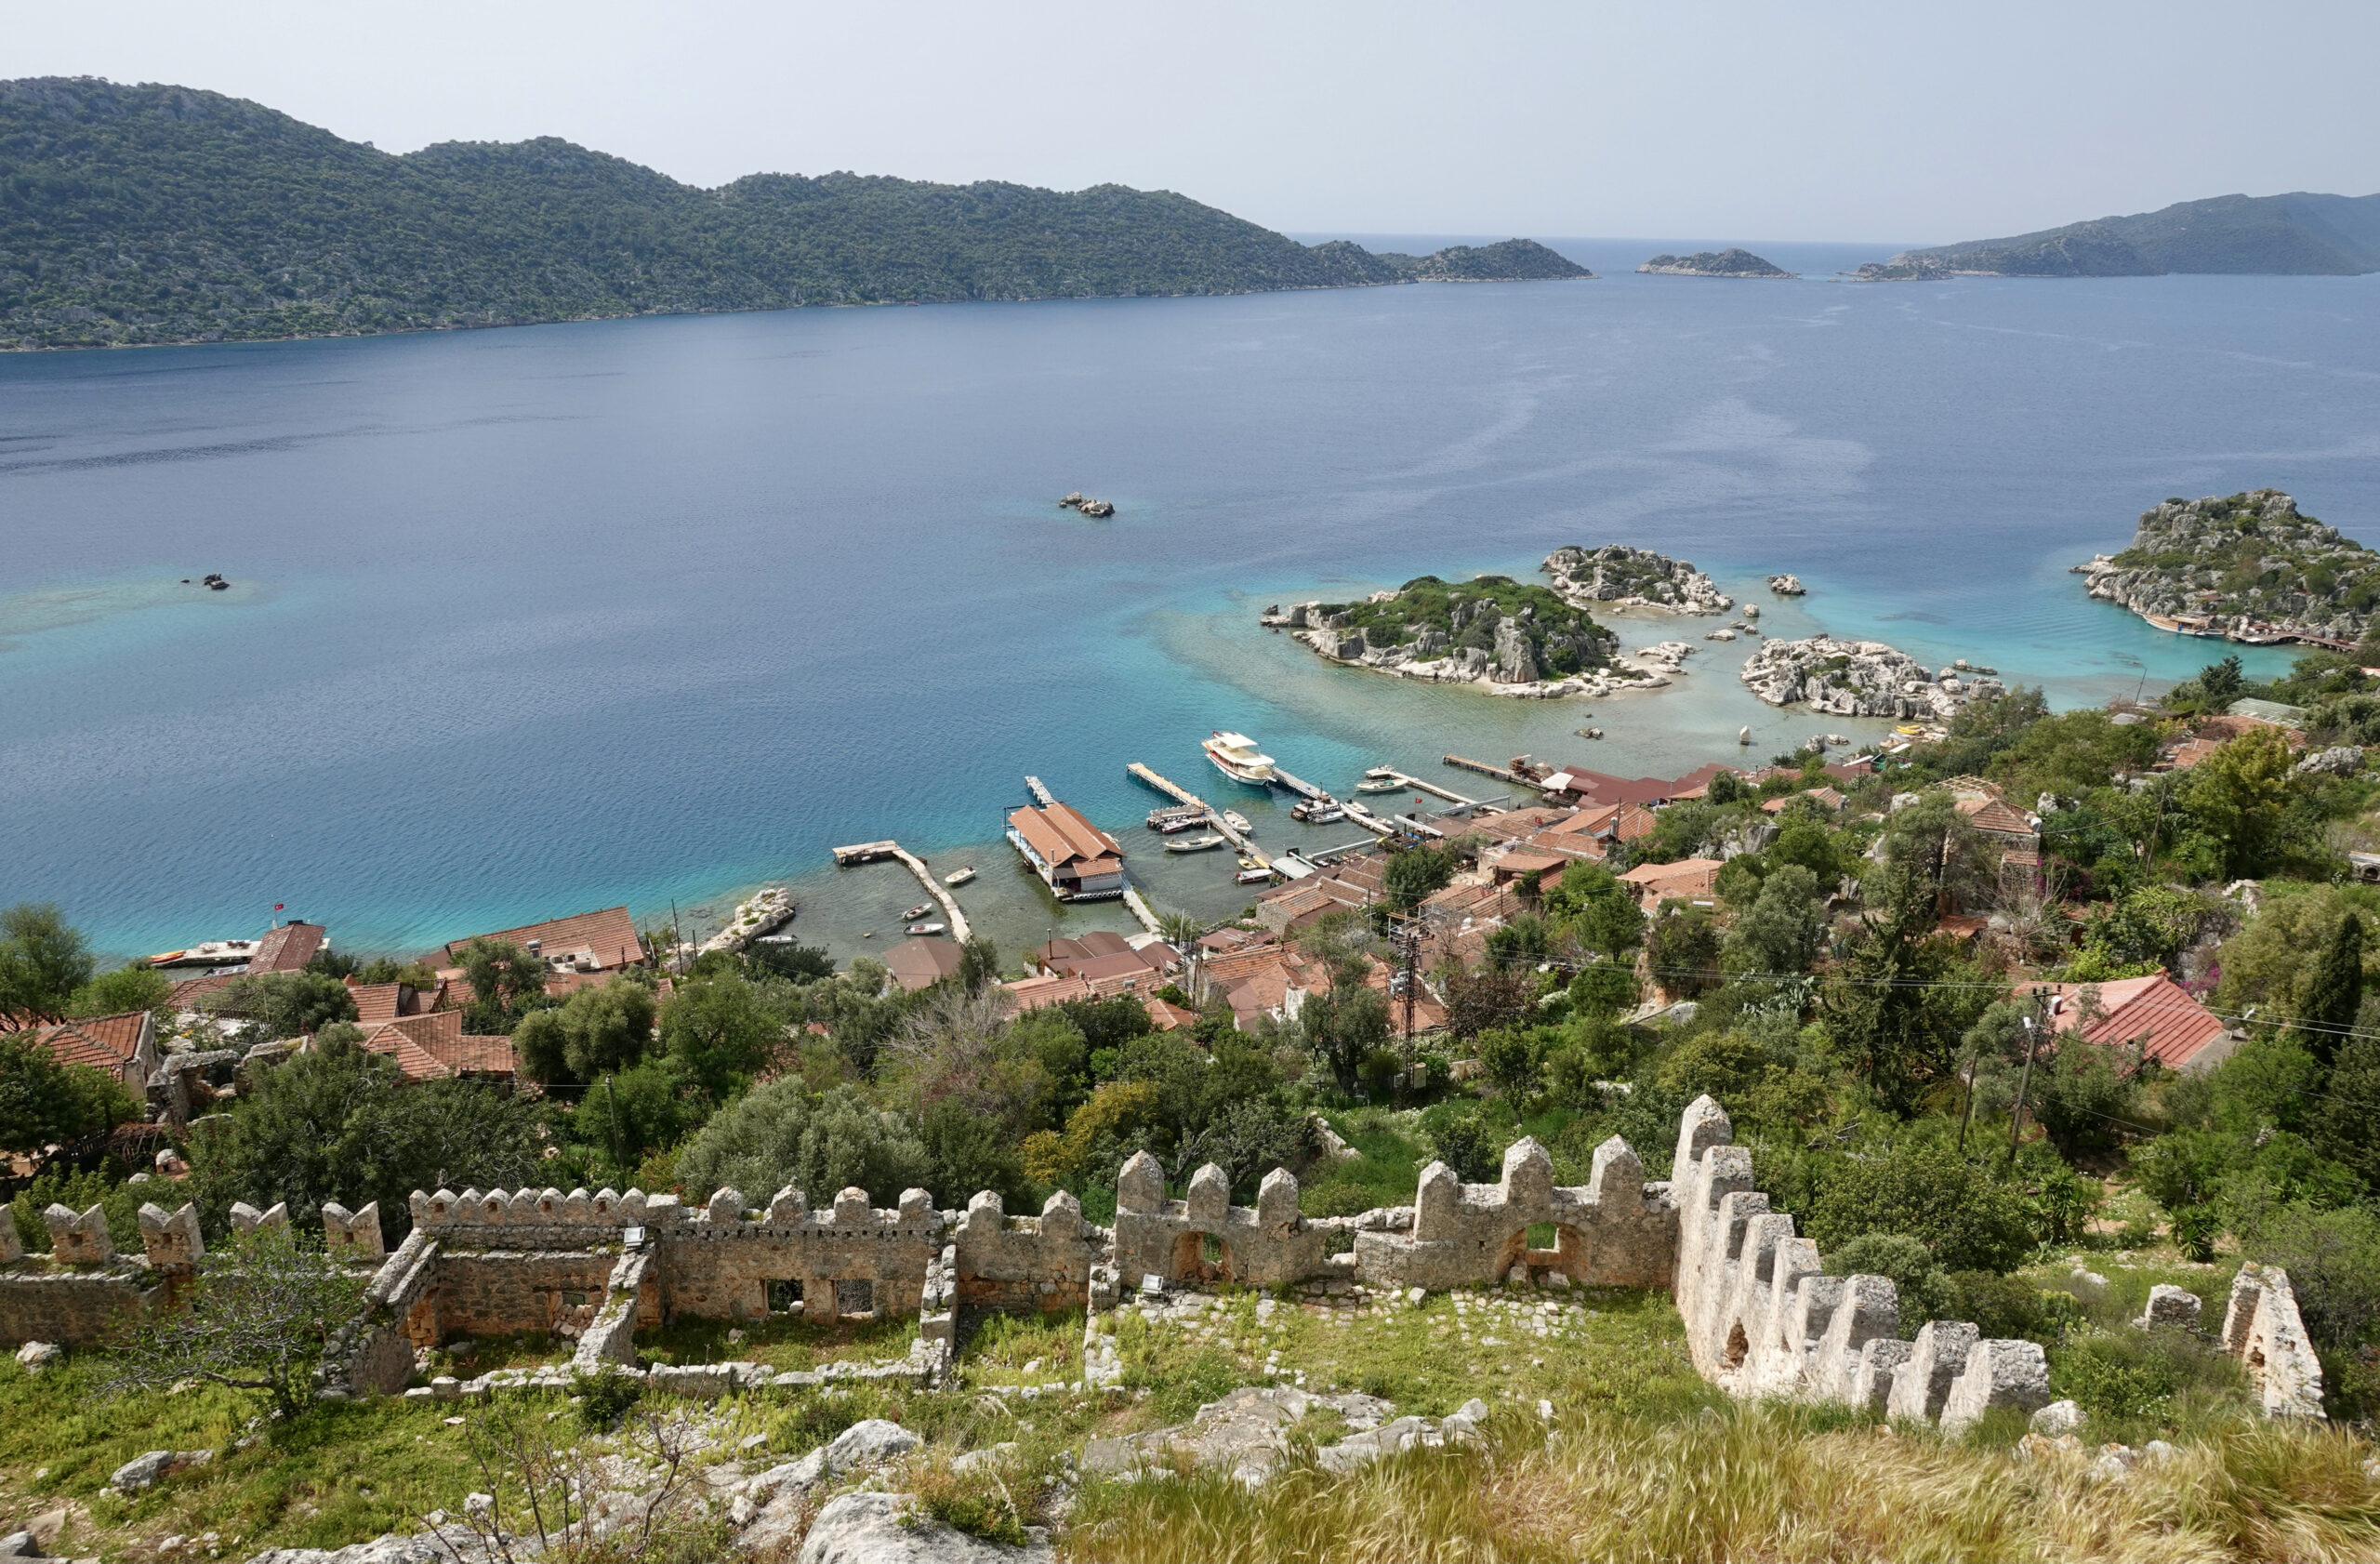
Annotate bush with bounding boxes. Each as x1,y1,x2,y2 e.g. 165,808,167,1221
1807,1144,2035,1274
1942,1271,2056,1344
571,1362,644,1431
674,1080,931,1206
1825,1233,1950,1332
1429,1112,1499,1183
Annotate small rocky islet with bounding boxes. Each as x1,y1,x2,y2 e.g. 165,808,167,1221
1635,247,1794,279
1739,635,2002,719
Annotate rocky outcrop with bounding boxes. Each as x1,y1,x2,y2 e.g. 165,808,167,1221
1766,574,1805,595
792,1492,1052,1563
1739,636,2003,718
1636,248,1794,279
2079,489,2377,643
1277,588,1644,700
1541,546,1733,615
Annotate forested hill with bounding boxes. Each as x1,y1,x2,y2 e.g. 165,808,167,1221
1853,191,2380,279
0,78,1583,350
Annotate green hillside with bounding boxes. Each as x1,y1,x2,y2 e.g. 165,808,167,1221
0,78,1582,349
1854,191,2380,279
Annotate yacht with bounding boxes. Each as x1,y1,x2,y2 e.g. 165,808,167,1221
1202,731,1276,788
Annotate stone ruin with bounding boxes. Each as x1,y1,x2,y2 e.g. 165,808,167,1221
1670,1093,2324,1430
0,1100,2329,1423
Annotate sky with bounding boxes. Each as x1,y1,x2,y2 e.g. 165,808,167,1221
3,0,2375,245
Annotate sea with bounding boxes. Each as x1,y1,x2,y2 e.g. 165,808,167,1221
4,237,2376,966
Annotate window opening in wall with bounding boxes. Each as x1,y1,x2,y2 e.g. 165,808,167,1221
1201,1234,1224,1266
767,1279,804,1314
835,1279,874,1317
562,1292,588,1309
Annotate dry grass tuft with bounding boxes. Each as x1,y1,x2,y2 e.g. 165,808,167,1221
1062,1404,2380,1564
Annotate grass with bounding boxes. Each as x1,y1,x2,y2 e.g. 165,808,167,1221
1302,1109,1426,1215
1063,1401,2380,1563
632,1309,918,1372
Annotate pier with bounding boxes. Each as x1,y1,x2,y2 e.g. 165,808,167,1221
1266,766,1334,805
1024,775,1057,807
1371,769,1483,808
828,840,972,942
1120,882,1163,935
1126,761,1271,871
1444,754,1546,789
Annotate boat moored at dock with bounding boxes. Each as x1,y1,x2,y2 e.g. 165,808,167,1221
1203,731,1277,787
1221,809,1253,834
906,921,946,936
1164,833,1227,854
944,866,976,886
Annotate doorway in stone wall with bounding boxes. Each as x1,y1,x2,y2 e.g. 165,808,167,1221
766,1279,805,1315
835,1279,876,1319
1169,1230,1235,1283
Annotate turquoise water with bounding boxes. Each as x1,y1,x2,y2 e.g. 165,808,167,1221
1,237,2365,962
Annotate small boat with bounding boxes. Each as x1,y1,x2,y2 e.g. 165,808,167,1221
906,921,946,936
1222,810,1253,835
1363,765,1398,780
1166,833,1227,854
1155,814,1208,834
1291,800,1344,824
1739,726,1752,745
1235,865,1274,885
861,931,874,938
1355,777,1401,794
944,866,975,887
903,904,933,921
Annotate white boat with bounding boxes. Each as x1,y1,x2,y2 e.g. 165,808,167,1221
1235,865,1274,884
1363,765,1398,780
1222,809,1253,834
1165,833,1227,854
906,921,946,936
1355,777,1401,794
1291,800,1344,824
149,938,259,969
1203,731,1277,787
903,903,933,921
944,866,975,886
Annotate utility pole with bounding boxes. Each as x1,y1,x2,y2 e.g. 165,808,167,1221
1956,1044,1979,1152
2007,988,2046,1164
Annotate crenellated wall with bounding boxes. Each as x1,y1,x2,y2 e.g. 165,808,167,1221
954,1190,1111,1314
1355,1135,1675,1291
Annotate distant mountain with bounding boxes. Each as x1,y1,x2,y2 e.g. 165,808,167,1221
0,78,1581,350
1636,247,1792,279
1853,192,2380,279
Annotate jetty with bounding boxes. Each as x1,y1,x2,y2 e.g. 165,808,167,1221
1266,766,1334,805
1445,754,1546,789
1126,761,1271,871
1120,882,1163,935
696,886,796,957
828,841,972,942
1025,775,1057,807
1369,768,1482,808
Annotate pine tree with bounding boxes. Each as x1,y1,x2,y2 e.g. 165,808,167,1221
2312,1031,2380,1190
2295,912,2364,1067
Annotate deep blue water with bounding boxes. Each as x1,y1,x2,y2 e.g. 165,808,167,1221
4,237,2375,962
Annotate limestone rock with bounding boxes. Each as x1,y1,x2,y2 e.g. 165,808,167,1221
1739,634,1990,717
2082,490,2379,644
1541,546,1733,615
2133,1284,2203,1331
742,1420,923,1551
793,1491,1052,1564
2294,746,2364,777
111,1450,211,1493
2030,1398,2082,1437
15,1342,62,1375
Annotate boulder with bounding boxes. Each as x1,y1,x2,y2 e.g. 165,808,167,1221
2133,1284,2203,1332
793,1492,1051,1564
742,1421,923,1552
2030,1398,2082,1437
15,1343,62,1375
111,1450,211,1493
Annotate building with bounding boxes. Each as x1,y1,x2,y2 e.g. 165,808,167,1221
884,937,967,992
247,920,327,974
1005,800,1126,901
2033,972,2236,1073
1539,762,1730,811
1618,857,1725,910
356,1011,516,1083
25,1011,160,1094
443,907,644,974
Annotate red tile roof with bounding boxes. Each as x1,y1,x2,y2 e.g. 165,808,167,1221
444,907,642,970
31,1012,153,1084
1002,972,1097,1012
884,937,966,992
1008,802,1124,874
344,980,412,1023
357,1011,515,1080
167,973,245,1011
2037,972,2230,1071
1143,995,1198,1031
1620,857,1725,906
247,921,325,974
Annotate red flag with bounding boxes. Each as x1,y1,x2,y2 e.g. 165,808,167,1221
273,903,284,911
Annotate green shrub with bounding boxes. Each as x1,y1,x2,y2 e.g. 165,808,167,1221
1807,1145,2035,1274
570,1363,643,1431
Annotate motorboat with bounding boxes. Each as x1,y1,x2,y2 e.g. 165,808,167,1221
1235,864,1274,884
906,921,946,936
1221,810,1253,834
903,904,933,921
1151,809,1208,834
1165,833,1227,854
944,866,976,887
1354,777,1402,794
1739,726,1752,745
1291,799,1344,824
1203,731,1277,787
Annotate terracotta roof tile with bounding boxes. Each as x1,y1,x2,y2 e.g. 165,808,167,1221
248,921,325,974
444,907,642,970
32,1012,152,1081
2038,972,2230,1070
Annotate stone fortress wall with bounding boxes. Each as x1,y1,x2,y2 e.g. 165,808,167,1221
0,1102,2328,1424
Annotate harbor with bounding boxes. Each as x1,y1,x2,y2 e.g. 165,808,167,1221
828,840,973,942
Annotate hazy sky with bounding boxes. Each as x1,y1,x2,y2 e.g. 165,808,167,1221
6,1,2373,244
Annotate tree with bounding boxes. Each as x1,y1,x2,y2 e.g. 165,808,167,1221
1723,863,1825,977
673,1080,931,1205
1443,963,1535,1040
744,941,835,985
1544,862,1645,957
660,974,784,1097
2179,726,2300,878
0,1033,139,1151
187,1029,546,1233
205,970,359,1040
67,964,172,1018
2311,1032,2380,1191
1645,903,1720,996
2294,908,2363,1067
568,1060,698,1176
109,1223,366,1420
456,938,550,1033
0,904,94,1021
1806,1144,2035,1273
1382,845,1458,911
1156,911,1206,946
2031,1040,2139,1157
511,977,656,1084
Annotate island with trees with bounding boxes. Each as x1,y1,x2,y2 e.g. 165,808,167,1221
1636,247,1794,278
1268,574,1637,696
0,77,1588,351
1852,191,2380,279
2078,489,2380,646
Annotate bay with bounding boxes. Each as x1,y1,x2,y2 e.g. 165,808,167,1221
3,237,2373,963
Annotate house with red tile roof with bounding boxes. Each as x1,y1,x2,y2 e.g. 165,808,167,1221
1763,787,1844,815
247,921,326,974
2033,971,2236,1074
885,937,967,992
443,907,644,973
26,1011,159,1093
1619,857,1725,910
344,976,424,1024
1001,972,1098,1013
1540,762,1730,810
1006,801,1127,900
357,1011,516,1082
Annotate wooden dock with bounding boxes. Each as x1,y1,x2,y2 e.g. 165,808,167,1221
1127,761,1270,870
829,840,972,943
1267,766,1333,804
1445,754,1544,789
1375,770,1483,808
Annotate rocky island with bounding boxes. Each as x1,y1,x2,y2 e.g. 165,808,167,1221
1740,635,2003,719
2077,489,2378,646
1267,576,1652,697
1636,247,1794,278
1850,191,2380,280
1541,545,1733,614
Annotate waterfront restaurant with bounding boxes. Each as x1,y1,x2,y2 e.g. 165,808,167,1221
1006,799,1127,901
